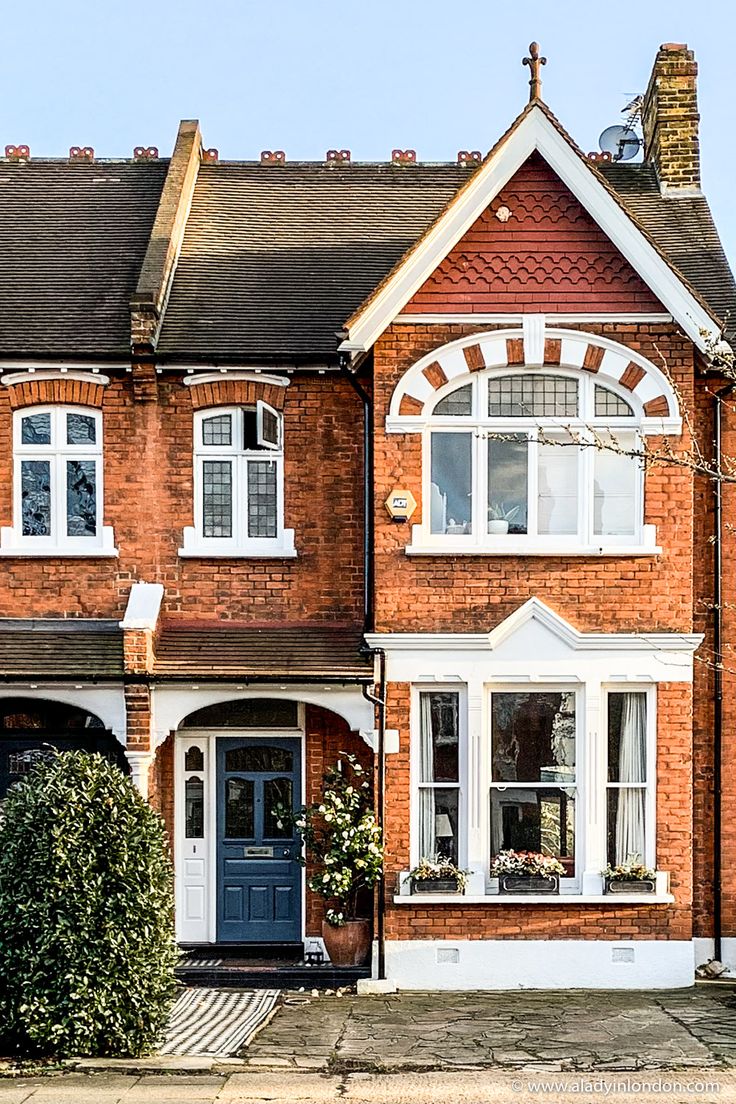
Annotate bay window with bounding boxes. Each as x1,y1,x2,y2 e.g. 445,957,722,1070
423,370,646,551
417,691,462,865
606,691,649,866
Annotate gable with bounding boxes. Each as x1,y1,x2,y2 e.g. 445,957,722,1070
404,153,664,315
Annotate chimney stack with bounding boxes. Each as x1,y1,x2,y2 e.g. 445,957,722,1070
641,43,700,194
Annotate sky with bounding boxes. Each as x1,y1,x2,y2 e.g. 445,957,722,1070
2,0,736,263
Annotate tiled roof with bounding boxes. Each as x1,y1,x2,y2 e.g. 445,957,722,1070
156,160,736,360
153,623,373,681
0,620,123,678
0,160,168,359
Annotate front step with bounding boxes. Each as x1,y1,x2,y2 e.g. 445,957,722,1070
176,962,370,989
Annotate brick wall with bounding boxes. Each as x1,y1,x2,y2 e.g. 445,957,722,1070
0,372,365,623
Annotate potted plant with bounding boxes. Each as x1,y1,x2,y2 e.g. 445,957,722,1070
603,857,656,895
488,502,520,535
491,849,564,894
404,855,469,895
277,753,383,967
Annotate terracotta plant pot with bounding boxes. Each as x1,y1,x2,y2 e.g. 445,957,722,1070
321,918,372,966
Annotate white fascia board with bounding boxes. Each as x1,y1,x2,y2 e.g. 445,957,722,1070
341,107,719,355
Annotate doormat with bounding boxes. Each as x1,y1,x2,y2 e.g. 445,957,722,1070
160,987,280,1056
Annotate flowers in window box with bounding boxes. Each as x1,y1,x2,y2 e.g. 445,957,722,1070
491,850,564,895
404,855,470,894
602,856,656,894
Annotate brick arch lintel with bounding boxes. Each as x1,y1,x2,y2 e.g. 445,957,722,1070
1,370,109,411
183,371,290,412
388,328,681,433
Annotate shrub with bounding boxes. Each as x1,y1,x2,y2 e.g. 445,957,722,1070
0,750,178,1057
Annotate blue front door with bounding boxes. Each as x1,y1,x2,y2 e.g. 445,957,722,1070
216,737,302,942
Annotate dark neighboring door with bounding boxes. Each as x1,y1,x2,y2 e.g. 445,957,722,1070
216,737,301,942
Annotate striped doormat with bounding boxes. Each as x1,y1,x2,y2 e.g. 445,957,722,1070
160,988,280,1056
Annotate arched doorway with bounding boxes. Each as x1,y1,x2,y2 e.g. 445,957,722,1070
0,697,127,799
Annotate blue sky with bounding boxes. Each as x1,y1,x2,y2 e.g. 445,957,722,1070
3,1,735,263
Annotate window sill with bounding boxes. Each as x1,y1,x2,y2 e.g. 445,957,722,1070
178,526,297,559
392,893,675,905
406,544,661,558
0,525,118,558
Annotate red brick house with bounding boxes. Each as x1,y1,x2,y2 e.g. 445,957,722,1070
0,42,734,988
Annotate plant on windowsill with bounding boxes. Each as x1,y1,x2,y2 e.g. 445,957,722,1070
275,753,383,967
602,856,656,895
404,855,470,895
488,501,520,535
491,849,565,895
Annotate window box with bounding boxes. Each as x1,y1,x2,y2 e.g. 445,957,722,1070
411,877,462,895
604,877,656,895
498,874,559,895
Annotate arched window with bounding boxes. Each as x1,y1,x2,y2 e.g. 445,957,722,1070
419,370,649,553
7,406,107,554
182,405,295,557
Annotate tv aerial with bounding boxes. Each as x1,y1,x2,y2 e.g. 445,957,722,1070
598,95,643,162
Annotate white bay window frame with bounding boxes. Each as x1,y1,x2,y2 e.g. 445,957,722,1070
411,368,655,556
180,404,295,558
1,405,116,557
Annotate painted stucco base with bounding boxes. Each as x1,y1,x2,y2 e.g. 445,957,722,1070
694,937,736,976
382,939,694,990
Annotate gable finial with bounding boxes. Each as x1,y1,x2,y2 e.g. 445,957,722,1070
522,42,547,102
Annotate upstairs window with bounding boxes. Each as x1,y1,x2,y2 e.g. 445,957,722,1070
185,405,294,557
424,370,644,552
10,406,105,552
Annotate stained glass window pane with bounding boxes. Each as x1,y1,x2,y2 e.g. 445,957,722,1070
203,460,232,538
594,385,634,417
264,777,293,838
66,413,96,445
247,461,277,538
224,746,293,772
434,385,472,417
185,777,204,838
21,413,51,445
225,778,255,838
202,414,232,447
185,746,204,772
488,375,578,418
21,460,51,536
66,460,97,536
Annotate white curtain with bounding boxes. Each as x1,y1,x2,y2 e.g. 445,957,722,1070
615,693,647,864
419,694,436,858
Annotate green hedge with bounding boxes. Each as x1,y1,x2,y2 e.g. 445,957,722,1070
0,750,178,1056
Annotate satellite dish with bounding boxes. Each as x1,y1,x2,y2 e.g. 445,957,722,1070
599,124,641,162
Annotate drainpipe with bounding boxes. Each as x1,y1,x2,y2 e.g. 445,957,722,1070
713,382,733,963
362,650,387,980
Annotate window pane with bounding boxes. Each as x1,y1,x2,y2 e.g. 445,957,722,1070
247,461,277,538
264,777,293,838
66,413,96,445
594,385,634,417
225,746,293,772
538,437,578,535
418,786,459,864
243,409,259,450
185,746,204,772
202,460,232,538
488,435,528,534
430,432,472,534
259,405,280,448
21,412,51,445
419,692,459,782
594,432,637,536
491,788,575,874
607,787,646,866
491,692,576,783
434,384,472,417
185,777,204,838
608,693,647,783
182,699,299,728
225,777,254,838
66,460,97,536
202,414,232,446
488,375,578,418
21,460,51,536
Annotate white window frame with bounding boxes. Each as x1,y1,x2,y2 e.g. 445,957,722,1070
409,368,657,557
0,405,116,557
410,685,467,870
180,405,295,558
602,684,657,871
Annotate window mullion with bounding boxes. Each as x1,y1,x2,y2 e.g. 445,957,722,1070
528,432,539,537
